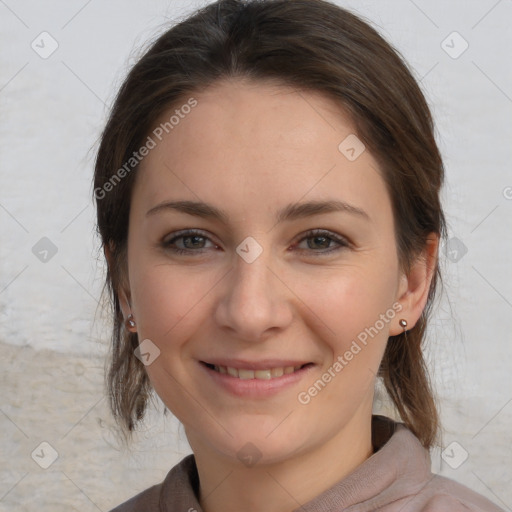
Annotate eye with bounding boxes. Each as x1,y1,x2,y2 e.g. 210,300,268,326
162,229,217,255
294,229,350,256
161,228,350,256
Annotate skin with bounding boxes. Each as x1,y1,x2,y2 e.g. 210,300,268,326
106,78,438,512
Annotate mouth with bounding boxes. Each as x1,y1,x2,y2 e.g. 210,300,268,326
200,361,314,380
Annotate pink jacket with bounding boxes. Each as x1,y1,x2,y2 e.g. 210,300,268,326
110,415,506,511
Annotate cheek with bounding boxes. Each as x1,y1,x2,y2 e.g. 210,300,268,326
130,261,213,342
305,266,396,361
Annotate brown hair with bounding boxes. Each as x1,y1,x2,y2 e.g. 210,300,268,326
93,0,446,450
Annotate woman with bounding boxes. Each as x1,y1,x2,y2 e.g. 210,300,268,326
93,0,505,510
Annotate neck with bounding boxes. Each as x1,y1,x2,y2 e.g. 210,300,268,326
187,412,374,512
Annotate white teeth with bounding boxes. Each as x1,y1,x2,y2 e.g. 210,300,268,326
227,366,238,377
255,369,272,380
210,364,306,379
271,367,283,378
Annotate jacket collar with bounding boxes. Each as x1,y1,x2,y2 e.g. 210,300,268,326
159,415,431,511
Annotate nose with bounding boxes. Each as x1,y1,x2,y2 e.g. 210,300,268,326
213,247,293,342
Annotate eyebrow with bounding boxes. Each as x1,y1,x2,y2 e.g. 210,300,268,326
146,199,371,224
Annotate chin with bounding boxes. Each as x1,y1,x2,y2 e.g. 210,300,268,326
202,421,313,467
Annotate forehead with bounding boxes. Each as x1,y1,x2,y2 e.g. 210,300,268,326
146,78,356,167
133,79,392,228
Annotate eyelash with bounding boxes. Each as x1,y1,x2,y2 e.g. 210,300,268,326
161,229,350,256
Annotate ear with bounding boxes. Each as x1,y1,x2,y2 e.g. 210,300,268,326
389,233,439,336
103,242,133,324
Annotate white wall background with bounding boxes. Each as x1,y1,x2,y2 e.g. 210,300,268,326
1,0,511,510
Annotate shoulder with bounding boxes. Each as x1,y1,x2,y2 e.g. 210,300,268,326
401,473,506,512
108,482,162,512
368,417,505,512
108,454,200,512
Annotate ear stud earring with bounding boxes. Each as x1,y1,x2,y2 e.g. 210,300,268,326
399,319,407,331
126,314,136,330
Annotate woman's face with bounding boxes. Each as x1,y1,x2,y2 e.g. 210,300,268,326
120,79,410,464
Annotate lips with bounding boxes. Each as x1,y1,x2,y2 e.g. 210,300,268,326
199,359,316,398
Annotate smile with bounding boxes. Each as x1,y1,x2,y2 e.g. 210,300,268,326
203,362,312,380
